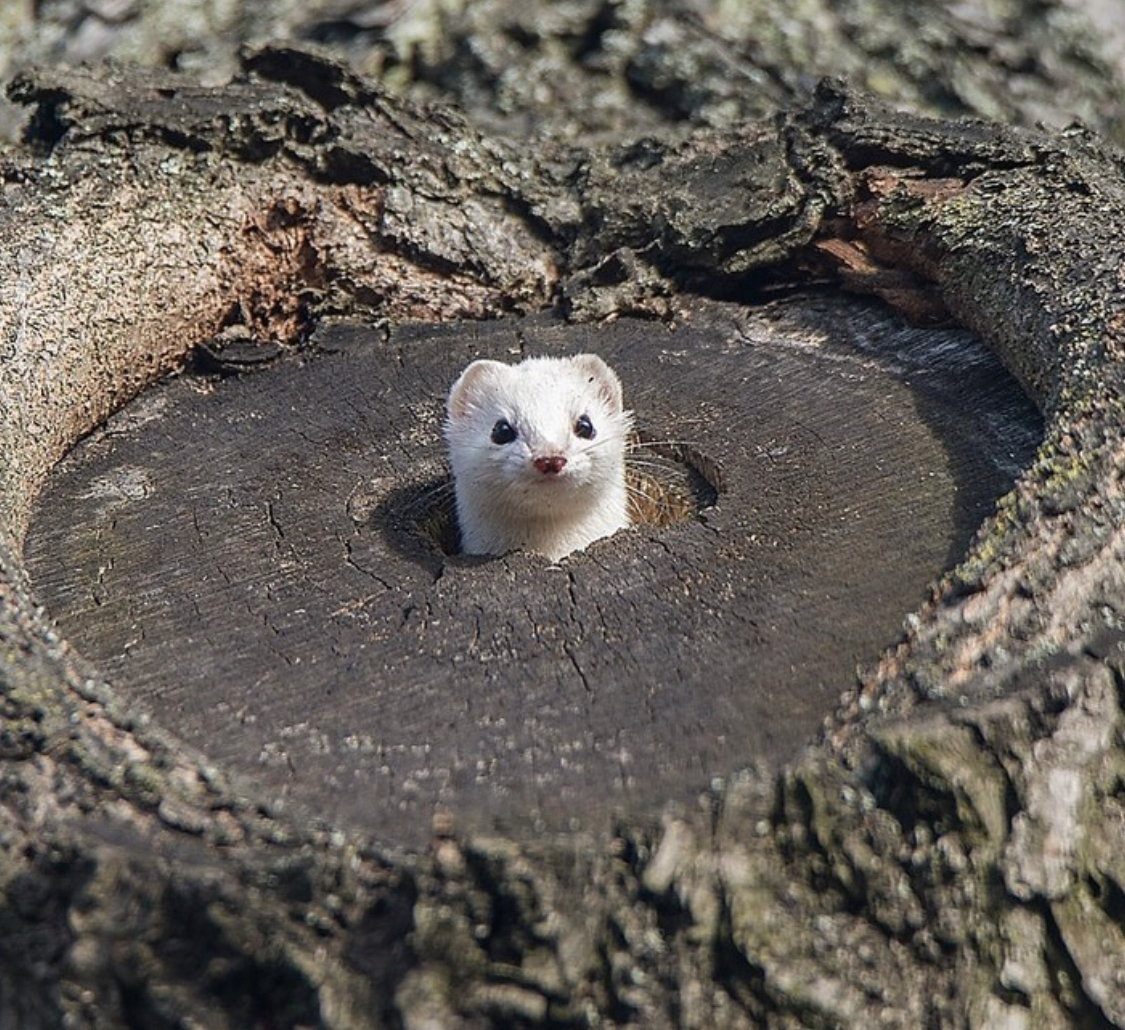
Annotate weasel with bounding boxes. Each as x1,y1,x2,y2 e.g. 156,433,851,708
444,353,633,560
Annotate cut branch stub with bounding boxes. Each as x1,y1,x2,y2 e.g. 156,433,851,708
24,304,1037,844
1,54,1124,1028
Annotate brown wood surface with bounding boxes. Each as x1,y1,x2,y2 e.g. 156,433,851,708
24,300,1038,844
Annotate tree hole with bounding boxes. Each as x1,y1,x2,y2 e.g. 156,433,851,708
400,431,724,556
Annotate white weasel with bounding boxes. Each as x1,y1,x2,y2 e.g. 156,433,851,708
444,353,633,560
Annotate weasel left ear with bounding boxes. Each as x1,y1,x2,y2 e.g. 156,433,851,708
572,353,623,414
447,359,507,422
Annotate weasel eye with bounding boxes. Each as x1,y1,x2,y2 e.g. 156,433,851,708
491,419,517,445
574,414,596,440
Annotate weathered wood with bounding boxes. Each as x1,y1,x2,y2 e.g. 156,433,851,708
24,302,1038,845
2,49,1125,1030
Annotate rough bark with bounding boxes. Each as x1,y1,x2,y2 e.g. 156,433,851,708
2,47,1125,1029
4,0,1125,144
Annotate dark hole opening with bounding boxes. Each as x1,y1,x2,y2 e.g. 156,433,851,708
398,430,724,556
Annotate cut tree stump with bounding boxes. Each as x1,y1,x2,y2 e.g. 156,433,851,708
23,302,1038,845
1,48,1124,1030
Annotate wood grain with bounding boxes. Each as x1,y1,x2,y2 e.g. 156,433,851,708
26,298,1039,843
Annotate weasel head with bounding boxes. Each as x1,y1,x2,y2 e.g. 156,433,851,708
444,353,633,556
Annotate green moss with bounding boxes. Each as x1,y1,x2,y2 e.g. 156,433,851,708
954,492,1021,587
121,761,167,806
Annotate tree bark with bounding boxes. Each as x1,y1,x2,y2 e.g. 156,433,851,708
3,47,1125,1029
4,0,1125,145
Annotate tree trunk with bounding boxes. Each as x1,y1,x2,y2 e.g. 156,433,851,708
2,47,1125,1029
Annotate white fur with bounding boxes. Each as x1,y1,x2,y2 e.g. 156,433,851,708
444,354,633,560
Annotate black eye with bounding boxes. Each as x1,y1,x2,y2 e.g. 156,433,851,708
491,419,517,445
574,414,596,440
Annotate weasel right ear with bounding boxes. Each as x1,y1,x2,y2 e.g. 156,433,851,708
447,360,507,422
571,353,624,415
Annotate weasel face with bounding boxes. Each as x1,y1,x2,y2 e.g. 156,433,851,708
444,354,633,556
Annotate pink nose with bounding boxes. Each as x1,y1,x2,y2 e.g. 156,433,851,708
534,455,567,476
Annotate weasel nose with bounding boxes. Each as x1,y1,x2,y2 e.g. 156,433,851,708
534,455,567,476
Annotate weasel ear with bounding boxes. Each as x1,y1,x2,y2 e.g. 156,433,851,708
572,353,623,414
447,359,507,422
